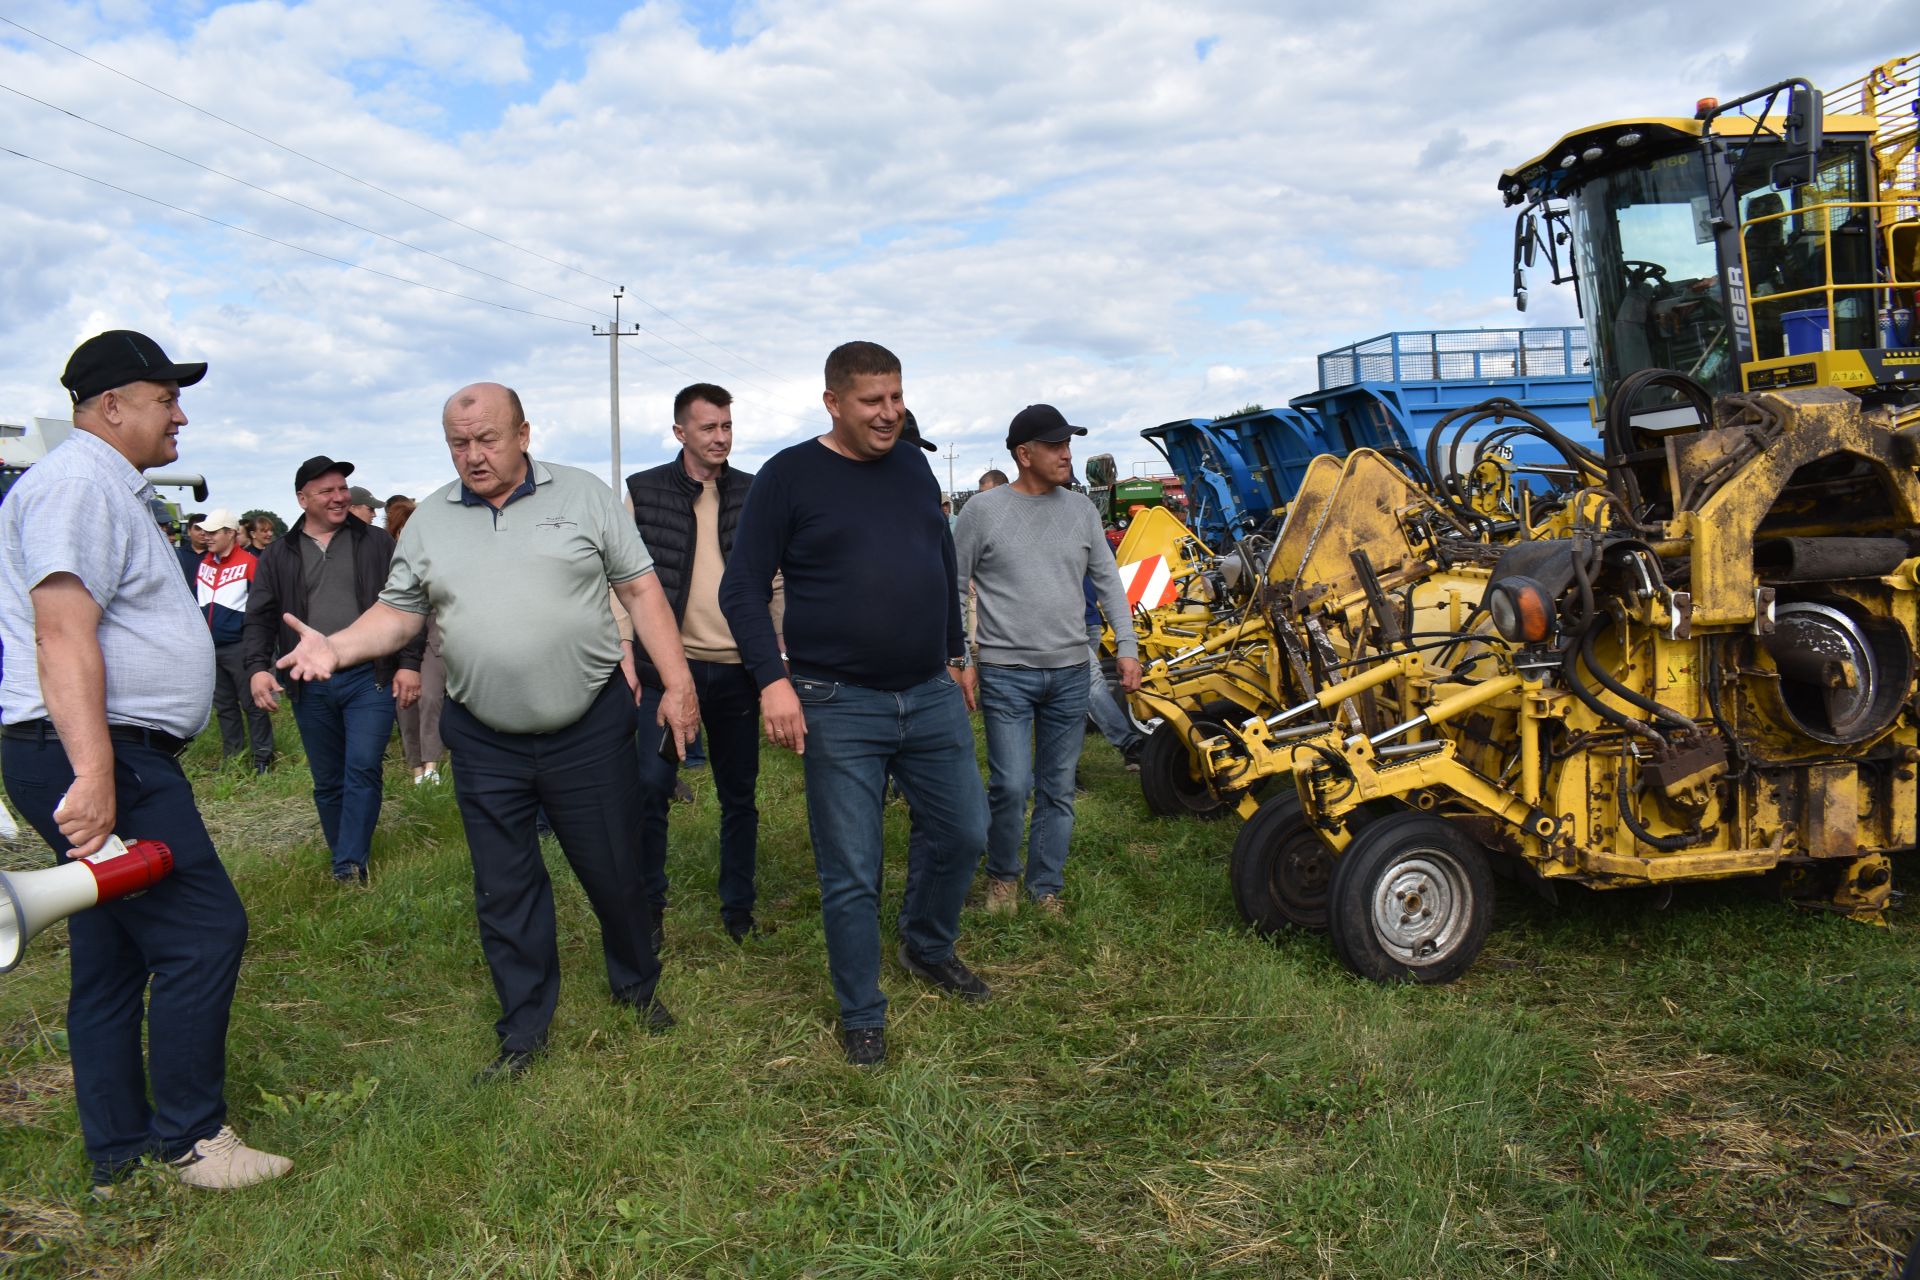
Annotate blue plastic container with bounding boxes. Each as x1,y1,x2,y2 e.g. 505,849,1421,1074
1782,308,1830,355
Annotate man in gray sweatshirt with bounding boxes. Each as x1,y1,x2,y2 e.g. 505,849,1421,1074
954,404,1141,915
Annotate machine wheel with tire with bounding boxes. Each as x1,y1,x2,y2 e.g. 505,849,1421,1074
1138,700,1252,821
1327,812,1494,983
1230,788,1338,932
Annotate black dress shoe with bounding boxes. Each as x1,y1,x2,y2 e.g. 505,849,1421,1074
476,1048,538,1082
332,864,369,885
843,1026,886,1066
896,942,991,1001
723,913,757,944
621,995,675,1033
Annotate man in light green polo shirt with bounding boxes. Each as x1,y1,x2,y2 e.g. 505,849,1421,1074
277,382,698,1080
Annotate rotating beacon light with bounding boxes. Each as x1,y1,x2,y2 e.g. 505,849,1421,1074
0,836,174,973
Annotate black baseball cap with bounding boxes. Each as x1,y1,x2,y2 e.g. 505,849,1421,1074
294,455,355,490
61,330,207,405
901,408,938,453
1006,404,1087,450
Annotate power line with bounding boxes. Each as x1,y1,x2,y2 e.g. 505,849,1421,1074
0,13,801,391
2,146,587,327
0,14,619,291
4,81,794,395
0,82,610,321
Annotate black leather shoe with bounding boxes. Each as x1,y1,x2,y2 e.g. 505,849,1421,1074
623,995,675,1034
476,1048,538,1082
896,942,991,1001
723,913,757,944
843,1026,886,1066
332,864,368,885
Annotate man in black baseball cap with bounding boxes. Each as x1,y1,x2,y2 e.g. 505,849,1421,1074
1004,403,1087,451
901,408,938,453
244,452,417,885
60,330,207,407
293,455,355,490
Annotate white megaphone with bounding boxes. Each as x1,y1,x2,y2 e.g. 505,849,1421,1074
0,836,174,973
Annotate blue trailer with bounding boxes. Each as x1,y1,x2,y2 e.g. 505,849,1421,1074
1143,326,1597,547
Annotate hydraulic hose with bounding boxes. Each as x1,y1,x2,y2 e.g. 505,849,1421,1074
1578,617,1698,735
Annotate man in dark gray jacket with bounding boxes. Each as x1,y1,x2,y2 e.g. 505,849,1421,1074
245,455,420,883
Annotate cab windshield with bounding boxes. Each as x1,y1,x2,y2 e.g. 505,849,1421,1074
1569,138,1871,394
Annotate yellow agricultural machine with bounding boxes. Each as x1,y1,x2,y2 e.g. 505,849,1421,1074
1204,53,1920,982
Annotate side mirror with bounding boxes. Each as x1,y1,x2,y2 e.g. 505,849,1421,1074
1785,82,1822,152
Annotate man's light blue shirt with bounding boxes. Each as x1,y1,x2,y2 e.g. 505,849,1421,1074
0,430,214,738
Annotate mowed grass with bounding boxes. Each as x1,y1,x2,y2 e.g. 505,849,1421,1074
2,712,1917,1279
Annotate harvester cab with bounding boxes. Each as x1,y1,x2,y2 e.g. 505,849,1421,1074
1502,53,1917,405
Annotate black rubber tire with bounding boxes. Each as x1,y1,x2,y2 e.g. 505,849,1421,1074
1137,700,1250,820
1326,811,1494,984
1230,788,1337,933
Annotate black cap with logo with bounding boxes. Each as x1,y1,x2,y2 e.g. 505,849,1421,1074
1005,404,1087,450
294,455,356,491
61,330,207,405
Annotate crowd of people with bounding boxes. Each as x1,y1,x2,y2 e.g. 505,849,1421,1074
0,329,1144,1197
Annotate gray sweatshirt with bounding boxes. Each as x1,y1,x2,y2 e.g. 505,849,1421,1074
955,484,1138,668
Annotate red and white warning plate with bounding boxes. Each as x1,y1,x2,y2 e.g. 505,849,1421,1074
1117,554,1180,610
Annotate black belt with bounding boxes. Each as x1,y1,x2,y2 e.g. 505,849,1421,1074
1,719,194,759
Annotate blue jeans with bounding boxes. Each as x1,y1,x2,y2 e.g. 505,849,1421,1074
793,672,986,1030
3,732,248,1182
289,663,395,876
980,663,1089,900
636,660,761,922
1085,624,1144,754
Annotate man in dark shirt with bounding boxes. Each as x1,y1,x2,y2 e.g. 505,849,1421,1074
719,341,989,1067
244,456,417,883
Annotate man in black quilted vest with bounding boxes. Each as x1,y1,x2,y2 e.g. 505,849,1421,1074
621,384,781,945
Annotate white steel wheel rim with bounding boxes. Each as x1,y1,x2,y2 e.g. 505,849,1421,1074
1368,849,1473,967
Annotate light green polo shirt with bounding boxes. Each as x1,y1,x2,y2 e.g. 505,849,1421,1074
381,457,653,733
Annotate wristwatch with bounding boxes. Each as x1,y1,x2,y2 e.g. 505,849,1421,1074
947,653,971,670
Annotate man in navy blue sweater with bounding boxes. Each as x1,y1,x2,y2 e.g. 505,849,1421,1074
719,341,989,1066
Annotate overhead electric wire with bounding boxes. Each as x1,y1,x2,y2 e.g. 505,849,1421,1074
7,79,792,397
0,82,609,321
0,13,799,391
2,146,585,327
0,14,618,290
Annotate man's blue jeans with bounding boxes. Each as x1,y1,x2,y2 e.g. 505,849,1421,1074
289,663,395,876
636,660,762,923
980,662,1089,901
793,671,986,1030
1085,623,1144,754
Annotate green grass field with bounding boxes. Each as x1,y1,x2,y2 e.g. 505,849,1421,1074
2,713,1916,1278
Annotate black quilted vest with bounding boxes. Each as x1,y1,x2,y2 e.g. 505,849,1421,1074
624,453,754,687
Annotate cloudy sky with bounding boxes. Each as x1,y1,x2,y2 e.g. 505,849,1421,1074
0,0,1898,520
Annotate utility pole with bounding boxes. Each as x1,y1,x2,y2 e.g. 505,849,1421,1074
593,288,641,490
944,440,959,497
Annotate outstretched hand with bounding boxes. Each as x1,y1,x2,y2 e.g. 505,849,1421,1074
275,614,339,682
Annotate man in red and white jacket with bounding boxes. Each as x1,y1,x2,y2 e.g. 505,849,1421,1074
196,508,275,772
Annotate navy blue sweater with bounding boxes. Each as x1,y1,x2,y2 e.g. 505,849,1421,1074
719,439,963,692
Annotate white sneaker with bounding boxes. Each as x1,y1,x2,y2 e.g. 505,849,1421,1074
170,1126,292,1189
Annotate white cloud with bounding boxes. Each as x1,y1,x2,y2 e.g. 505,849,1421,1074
0,0,1900,520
